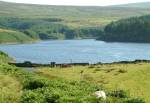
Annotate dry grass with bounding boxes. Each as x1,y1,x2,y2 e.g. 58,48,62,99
0,73,22,103
0,29,17,33
35,63,150,102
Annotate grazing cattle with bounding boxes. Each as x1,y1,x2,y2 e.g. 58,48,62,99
94,90,106,100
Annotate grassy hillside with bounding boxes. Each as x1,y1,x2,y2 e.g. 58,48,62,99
1,1,150,43
0,74,21,103
0,17,103,40
1,1,150,28
0,51,13,62
112,2,150,8
36,63,150,102
0,28,34,44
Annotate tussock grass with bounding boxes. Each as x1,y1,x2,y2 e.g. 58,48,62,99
36,63,150,102
0,51,147,102
0,74,22,103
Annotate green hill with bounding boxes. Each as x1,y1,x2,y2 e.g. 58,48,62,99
112,2,150,8
0,51,12,62
1,1,150,27
0,28,34,44
1,1,150,43
98,14,150,43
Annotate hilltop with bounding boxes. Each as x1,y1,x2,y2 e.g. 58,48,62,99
112,2,150,8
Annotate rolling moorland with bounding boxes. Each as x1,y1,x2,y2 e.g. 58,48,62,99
1,1,150,102
0,51,149,103
1,1,150,43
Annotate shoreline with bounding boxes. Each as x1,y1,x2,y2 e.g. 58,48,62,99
1,38,150,45
9,59,150,67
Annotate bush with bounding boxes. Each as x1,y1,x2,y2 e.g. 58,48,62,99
118,69,127,73
23,79,46,90
124,98,146,103
109,90,128,98
21,90,45,103
21,87,60,103
44,91,60,103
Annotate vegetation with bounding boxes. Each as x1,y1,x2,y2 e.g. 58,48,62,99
0,28,34,44
98,14,150,42
0,73,21,103
0,51,147,103
1,1,150,20
113,2,150,8
0,17,103,42
36,63,150,102
0,0,150,102
0,1,150,43
0,51,13,63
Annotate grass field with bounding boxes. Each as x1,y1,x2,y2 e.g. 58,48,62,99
0,28,35,44
0,73,22,103
0,63,147,103
35,63,150,102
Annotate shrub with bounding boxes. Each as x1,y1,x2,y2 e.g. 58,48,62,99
21,90,45,103
118,69,127,73
124,97,146,103
23,79,46,90
44,91,60,103
109,90,128,98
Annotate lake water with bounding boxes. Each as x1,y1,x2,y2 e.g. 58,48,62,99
0,39,150,64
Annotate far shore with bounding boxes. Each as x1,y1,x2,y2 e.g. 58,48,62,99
9,59,150,68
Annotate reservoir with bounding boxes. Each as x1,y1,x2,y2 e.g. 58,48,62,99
0,39,150,64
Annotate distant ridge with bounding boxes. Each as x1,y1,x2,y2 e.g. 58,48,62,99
0,0,150,44
111,2,150,8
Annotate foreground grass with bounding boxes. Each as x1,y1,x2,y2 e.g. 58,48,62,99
0,73,22,103
36,63,150,102
0,51,147,103
0,63,145,103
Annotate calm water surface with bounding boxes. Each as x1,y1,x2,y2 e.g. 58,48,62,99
0,39,150,64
